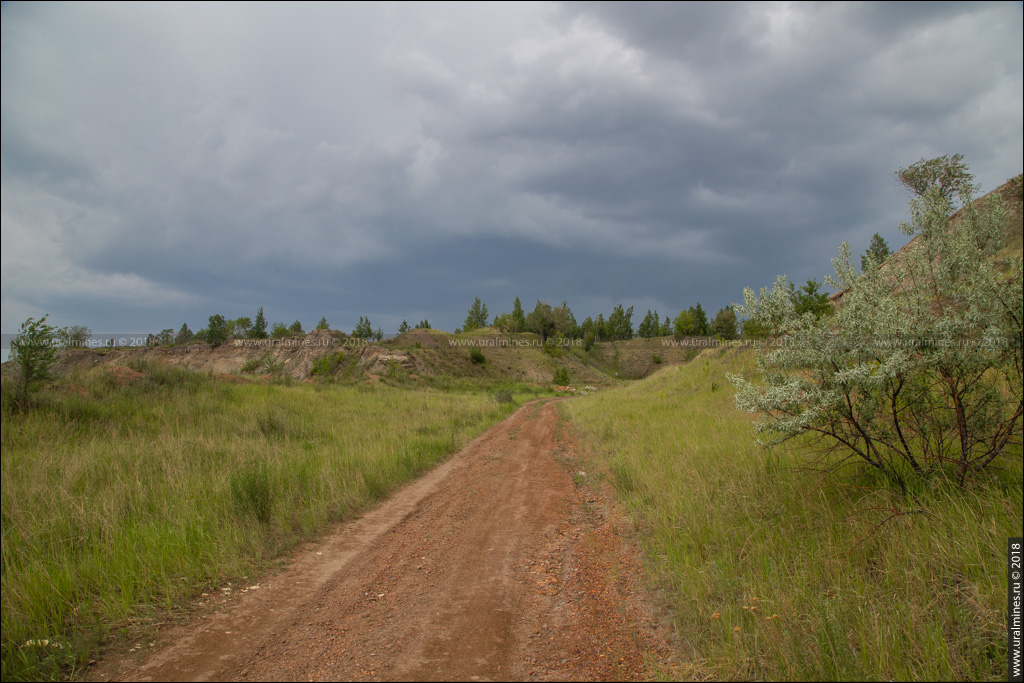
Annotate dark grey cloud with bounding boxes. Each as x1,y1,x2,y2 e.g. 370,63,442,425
2,1,1021,339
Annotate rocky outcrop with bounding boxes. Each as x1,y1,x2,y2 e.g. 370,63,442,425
50,330,433,381
355,346,419,376
54,329,350,380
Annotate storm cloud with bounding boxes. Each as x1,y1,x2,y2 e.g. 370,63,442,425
2,1,1021,336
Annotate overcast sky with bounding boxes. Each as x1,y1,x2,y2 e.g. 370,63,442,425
2,1,1021,339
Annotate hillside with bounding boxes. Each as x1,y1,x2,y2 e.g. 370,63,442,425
830,173,1023,307
49,326,703,387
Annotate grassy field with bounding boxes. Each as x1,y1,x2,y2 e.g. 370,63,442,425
563,347,1021,681
0,362,540,681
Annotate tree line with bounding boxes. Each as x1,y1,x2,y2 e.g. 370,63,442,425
11,224,892,363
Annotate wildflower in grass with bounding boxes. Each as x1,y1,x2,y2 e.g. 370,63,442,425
24,639,63,649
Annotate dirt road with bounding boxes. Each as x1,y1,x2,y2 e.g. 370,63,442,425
88,399,671,682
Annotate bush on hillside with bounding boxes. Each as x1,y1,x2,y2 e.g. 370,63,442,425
732,156,1023,488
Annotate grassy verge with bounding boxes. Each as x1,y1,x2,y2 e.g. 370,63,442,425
1,362,529,681
562,348,1021,681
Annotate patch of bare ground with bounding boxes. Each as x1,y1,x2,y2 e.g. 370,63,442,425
84,399,672,682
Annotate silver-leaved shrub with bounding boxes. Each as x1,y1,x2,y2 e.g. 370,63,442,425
731,156,1022,487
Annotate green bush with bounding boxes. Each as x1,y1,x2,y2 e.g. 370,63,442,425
229,460,274,523
310,351,345,377
125,360,205,391
240,353,286,376
553,366,571,385
241,355,266,374
255,409,288,438
310,357,331,376
469,347,486,365
542,340,565,357
263,357,286,376
493,389,514,404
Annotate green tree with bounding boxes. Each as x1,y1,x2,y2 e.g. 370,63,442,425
607,304,634,340
552,300,578,337
156,328,175,345
316,316,330,330
175,323,194,345
352,316,374,339
271,322,289,339
861,233,891,271
398,320,410,335
594,313,607,342
710,306,738,339
692,303,709,336
251,307,268,339
231,317,253,339
57,325,92,348
673,309,695,338
207,314,230,346
580,316,594,338
894,152,977,204
637,310,657,338
732,157,1023,487
789,279,833,319
10,315,59,407
464,297,490,332
673,305,708,337
416,319,431,330
511,297,527,333
492,312,514,332
527,301,556,344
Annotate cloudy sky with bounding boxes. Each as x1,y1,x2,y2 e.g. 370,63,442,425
2,1,1021,339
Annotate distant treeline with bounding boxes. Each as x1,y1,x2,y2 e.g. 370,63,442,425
77,278,841,350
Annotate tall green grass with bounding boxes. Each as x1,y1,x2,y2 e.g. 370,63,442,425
563,348,1021,681
1,364,523,681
